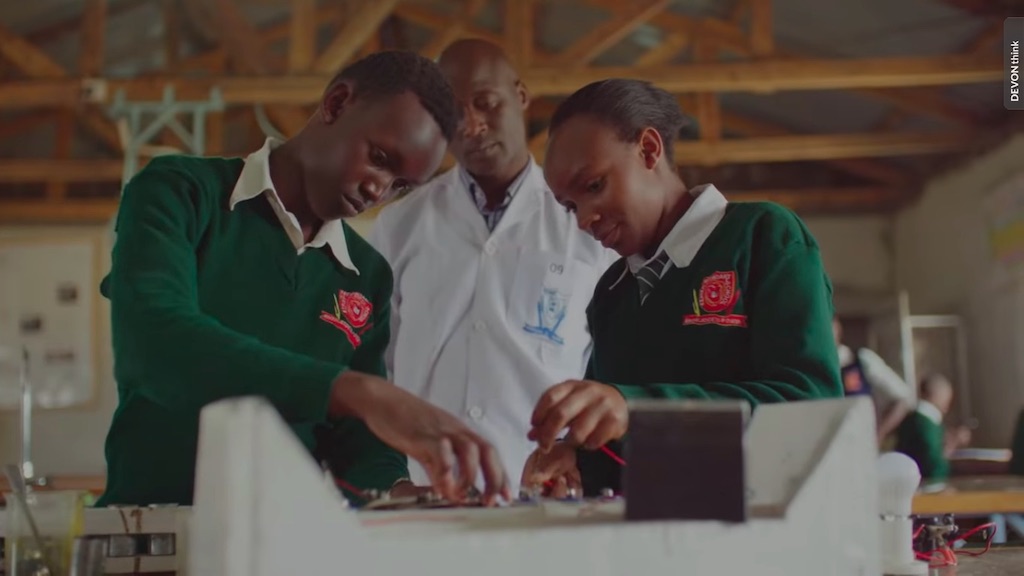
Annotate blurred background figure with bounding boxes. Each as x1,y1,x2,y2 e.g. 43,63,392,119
833,315,915,445
895,373,972,484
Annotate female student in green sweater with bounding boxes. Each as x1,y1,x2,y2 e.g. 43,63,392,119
100,51,510,507
520,79,843,495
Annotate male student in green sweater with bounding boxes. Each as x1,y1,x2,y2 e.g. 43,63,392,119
520,79,843,495
98,50,510,507
894,374,970,484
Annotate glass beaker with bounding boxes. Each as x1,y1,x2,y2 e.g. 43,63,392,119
3,489,86,576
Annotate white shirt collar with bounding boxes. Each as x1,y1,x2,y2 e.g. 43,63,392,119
916,400,944,425
609,184,728,290
229,138,358,274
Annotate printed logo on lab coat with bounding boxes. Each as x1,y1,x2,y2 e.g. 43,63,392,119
515,255,580,347
523,286,570,345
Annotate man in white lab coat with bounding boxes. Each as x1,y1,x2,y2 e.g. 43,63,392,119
369,39,618,492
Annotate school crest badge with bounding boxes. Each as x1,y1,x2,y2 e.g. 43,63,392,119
320,290,374,347
683,270,747,327
699,271,738,313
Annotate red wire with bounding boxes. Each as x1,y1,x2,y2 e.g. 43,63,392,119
600,444,626,466
952,522,996,558
951,522,996,544
916,521,997,568
333,476,369,501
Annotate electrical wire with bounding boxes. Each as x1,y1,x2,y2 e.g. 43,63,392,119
915,521,996,568
600,444,626,466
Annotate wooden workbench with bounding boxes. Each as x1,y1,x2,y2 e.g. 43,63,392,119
914,476,1024,516
4,474,1024,515
0,475,105,505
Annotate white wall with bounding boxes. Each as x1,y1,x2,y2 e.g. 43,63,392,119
894,133,1024,446
0,225,117,475
804,215,895,294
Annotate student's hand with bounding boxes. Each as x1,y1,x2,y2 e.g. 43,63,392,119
389,480,432,499
953,425,972,447
527,379,628,452
329,371,512,506
944,425,972,454
520,442,581,497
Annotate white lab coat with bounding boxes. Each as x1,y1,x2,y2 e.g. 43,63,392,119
369,161,619,491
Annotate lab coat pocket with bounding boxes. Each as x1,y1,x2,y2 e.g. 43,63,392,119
507,250,586,370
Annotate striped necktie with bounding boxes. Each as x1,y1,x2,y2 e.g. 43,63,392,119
636,251,670,305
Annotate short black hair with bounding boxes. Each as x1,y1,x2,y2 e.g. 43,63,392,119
549,79,688,161
329,50,458,142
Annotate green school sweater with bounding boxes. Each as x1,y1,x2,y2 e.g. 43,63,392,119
577,201,843,494
894,411,949,482
96,155,407,506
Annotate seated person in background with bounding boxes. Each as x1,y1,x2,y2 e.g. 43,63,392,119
97,50,509,508
833,316,915,444
520,78,843,496
895,374,970,483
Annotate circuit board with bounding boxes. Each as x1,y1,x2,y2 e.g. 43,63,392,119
358,487,619,511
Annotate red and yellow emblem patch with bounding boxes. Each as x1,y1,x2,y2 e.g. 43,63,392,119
683,270,747,327
320,290,374,347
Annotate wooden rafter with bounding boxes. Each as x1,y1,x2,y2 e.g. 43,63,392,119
0,23,120,152
723,187,913,212
549,0,670,67
692,41,722,144
507,55,999,95
213,0,309,136
633,32,688,67
719,111,911,185
396,2,989,127
673,131,972,165
163,0,180,71
0,130,971,185
0,53,998,110
0,0,1006,221
503,0,533,68
0,111,55,139
0,159,124,182
748,0,774,57
617,5,986,127
0,184,911,224
419,0,488,59
727,0,750,22
313,0,400,74
288,0,317,73
79,0,107,76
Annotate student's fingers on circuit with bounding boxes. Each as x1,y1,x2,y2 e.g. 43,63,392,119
536,391,592,449
530,380,576,427
449,433,482,497
478,443,507,505
563,398,606,446
583,414,622,449
428,436,459,501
